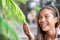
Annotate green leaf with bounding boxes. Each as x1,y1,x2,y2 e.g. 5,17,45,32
2,0,6,8
2,0,26,23
0,16,19,40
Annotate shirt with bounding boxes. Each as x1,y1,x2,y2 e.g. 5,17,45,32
55,28,60,40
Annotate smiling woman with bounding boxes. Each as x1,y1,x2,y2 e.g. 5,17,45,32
37,5,59,40
23,5,60,40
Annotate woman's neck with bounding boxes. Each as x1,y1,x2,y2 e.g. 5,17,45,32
45,28,56,40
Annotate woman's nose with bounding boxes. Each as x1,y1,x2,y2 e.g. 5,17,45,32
41,17,46,22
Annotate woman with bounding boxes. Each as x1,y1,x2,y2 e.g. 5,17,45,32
23,5,60,40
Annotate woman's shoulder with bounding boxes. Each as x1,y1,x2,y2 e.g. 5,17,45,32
56,24,60,34
55,26,60,40
56,27,60,34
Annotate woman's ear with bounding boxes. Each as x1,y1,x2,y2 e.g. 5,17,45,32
54,17,58,23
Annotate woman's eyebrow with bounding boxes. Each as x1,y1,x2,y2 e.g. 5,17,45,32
45,14,49,16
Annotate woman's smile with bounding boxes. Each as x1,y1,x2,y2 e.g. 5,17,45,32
41,23,48,28
41,22,50,31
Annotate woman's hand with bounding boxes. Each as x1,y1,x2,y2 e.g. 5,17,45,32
23,22,34,40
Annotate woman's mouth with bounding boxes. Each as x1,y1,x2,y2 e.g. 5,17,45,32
41,23,48,28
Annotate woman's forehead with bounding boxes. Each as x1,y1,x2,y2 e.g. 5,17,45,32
39,8,54,16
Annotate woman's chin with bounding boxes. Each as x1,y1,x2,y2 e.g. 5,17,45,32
42,27,50,32
42,29,49,32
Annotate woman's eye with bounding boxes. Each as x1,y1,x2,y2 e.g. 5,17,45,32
45,16,49,18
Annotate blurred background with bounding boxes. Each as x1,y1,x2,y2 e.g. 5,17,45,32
0,0,60,40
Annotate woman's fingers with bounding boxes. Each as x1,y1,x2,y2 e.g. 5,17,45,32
23,22,30,36
23,23,34,40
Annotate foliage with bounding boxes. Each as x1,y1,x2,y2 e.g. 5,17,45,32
34,6,41,12
0,16,19,40
14,0,28,4
2,0,26,22
0,0,27,40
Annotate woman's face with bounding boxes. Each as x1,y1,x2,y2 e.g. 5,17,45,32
38,8,58,32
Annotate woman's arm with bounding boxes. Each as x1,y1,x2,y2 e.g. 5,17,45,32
23,22,34,40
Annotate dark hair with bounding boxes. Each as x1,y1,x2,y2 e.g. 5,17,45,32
36,5,60,40
55,4,60,24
